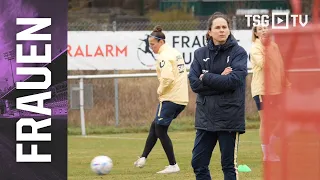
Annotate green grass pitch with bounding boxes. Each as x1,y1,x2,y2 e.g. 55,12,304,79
68,129,263,180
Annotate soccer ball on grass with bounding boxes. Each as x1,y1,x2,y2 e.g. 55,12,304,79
90,155,113,175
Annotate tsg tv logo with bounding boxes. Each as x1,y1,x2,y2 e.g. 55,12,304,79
245,12,308,29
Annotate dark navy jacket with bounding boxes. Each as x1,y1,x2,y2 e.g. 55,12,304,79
188,34,248,134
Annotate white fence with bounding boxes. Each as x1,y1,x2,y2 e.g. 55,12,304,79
68,71,253,136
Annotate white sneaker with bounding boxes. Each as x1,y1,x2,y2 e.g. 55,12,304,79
263,145,280,162
134,157,146,168
156,164,180,174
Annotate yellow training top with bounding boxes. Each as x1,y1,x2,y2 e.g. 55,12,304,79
250,38,290,97
156,44,189,106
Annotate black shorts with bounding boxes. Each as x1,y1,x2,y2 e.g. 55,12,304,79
154,101,186,126
253,95,263,111
253,95,282,111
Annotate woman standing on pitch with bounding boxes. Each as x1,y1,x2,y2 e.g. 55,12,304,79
188,12,248,180
134,25,189,174
250,25,290,162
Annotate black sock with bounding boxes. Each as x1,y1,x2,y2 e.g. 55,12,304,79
141,121,157,158
155,124,176,165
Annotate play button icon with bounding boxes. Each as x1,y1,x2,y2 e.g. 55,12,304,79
272,12,289,29
277,17,284,24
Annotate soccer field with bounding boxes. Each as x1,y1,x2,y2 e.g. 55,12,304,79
68,129,263,180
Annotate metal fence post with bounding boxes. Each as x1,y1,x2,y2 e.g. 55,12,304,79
114,70,119,126
113,20,119,126
79,78,86,136
232,16,237,30
112,21,117,31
